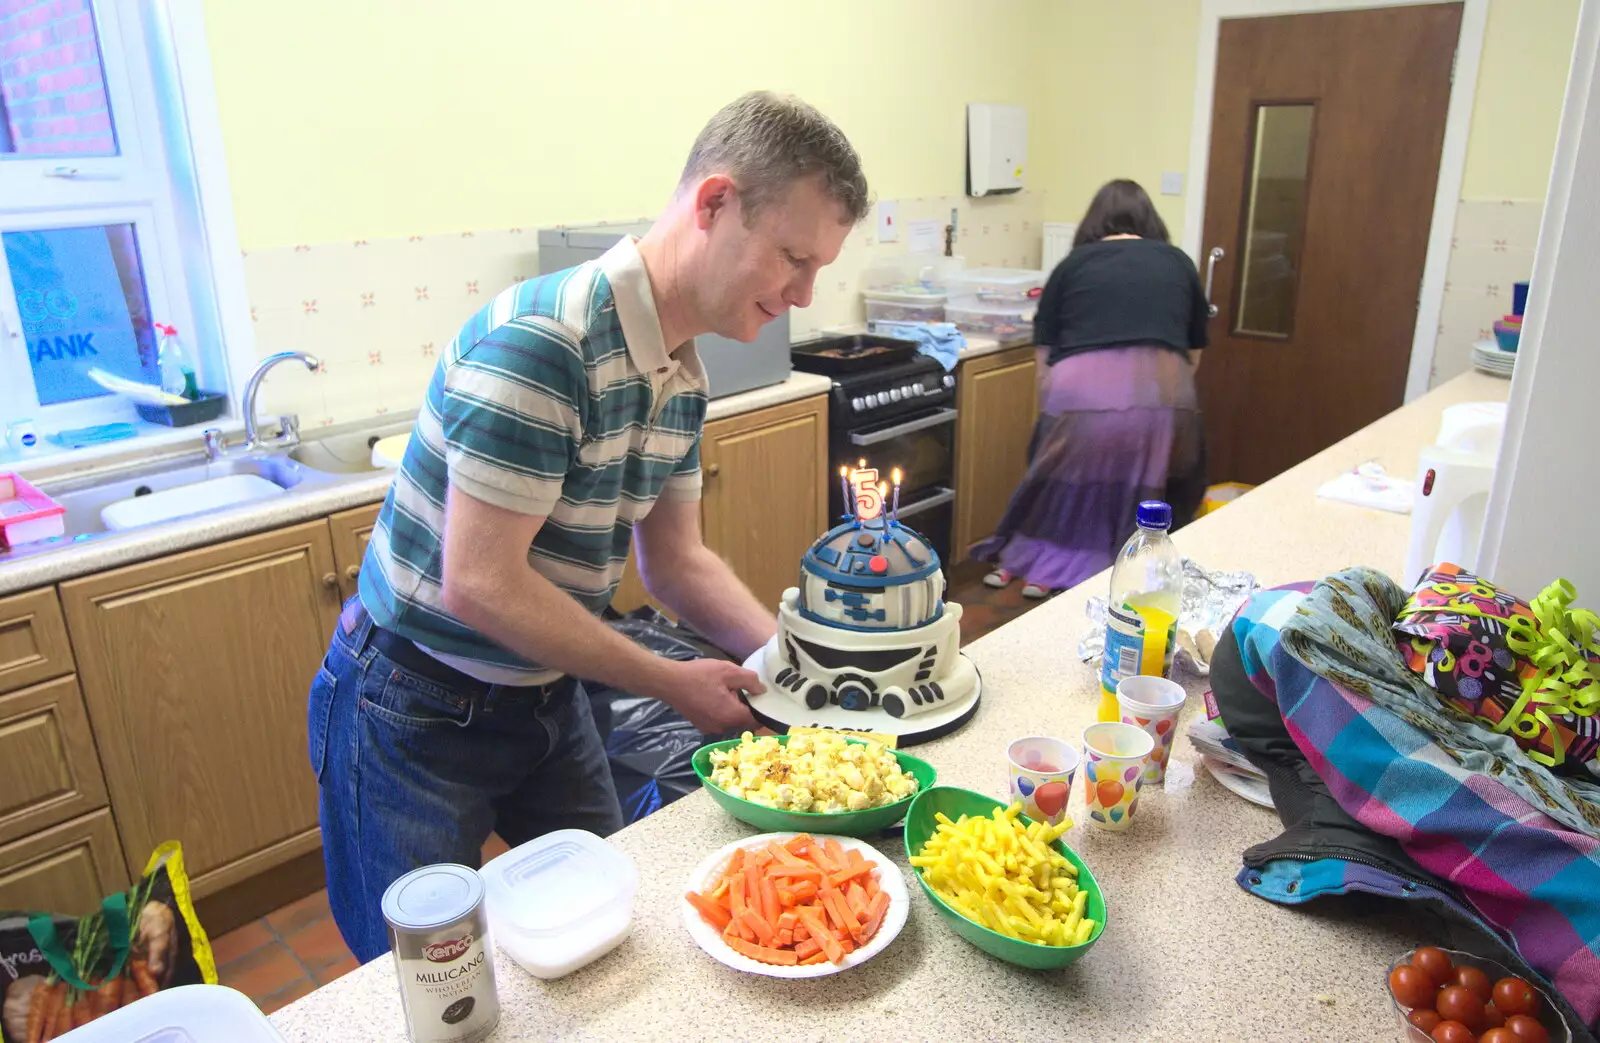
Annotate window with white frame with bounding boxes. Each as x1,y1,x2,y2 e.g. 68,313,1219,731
0,0,217,442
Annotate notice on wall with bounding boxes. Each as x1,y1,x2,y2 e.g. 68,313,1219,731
906,218,943,255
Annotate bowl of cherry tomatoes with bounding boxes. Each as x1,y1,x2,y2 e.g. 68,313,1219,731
1388,946,1569,1043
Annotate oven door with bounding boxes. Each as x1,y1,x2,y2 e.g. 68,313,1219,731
830,405,956,557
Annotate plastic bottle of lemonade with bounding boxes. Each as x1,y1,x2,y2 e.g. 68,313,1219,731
1098,501,1182,722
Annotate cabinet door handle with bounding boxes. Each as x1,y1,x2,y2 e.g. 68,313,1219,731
322,572,338,589
706,463,721,478
345,565,361,581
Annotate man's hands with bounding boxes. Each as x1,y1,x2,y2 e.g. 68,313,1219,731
647,658,763,735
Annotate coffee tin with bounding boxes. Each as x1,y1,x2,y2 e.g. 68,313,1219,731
382,863,500,1042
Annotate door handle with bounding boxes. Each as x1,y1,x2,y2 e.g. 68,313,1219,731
848,408,958,447
1204,247,1225,318
345,565,360,582
895,486,956,518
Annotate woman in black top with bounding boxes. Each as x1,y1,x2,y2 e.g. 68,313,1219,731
975,180,1209,597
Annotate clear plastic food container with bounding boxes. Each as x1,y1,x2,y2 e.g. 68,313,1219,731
864,292,946,324
948,268,1045,309
480,829,637,980
946,303,1036,344
862,255,964,296
60,984,287,1041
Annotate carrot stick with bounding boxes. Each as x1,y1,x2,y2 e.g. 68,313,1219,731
846,881,870,921
725,936,799,966
776,911,799,932
786,881,818,903
796,907,843,963
823,837,847,868
710,879,730,904
793,937,822,960
799,950,829,965
749,849,773,870
829,862,873,888
767,865,822,880
768,841,811,869
860,890,891,943
740,910,776,946
729,871,748,919
820,887,854,932
724,848,746,880
847,849,867,870
865,875,880,900
686,891,732,931
760,875,781,925
743,865,761,915
777,929,793,947
784,834,814,854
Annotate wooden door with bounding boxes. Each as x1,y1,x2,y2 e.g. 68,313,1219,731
0,676,110,847
0,811,128,917
0,586,75,694
328,503,382,602
701,395,828,610
59,521,340,896
953,346,1041,562
1198,4,1461,485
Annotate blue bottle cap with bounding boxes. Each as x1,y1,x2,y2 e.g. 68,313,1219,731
1137,500,1173,530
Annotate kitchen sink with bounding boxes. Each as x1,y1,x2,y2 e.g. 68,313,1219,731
287,419,410,474
50,455,316,537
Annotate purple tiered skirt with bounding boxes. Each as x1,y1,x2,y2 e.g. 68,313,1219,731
972,345,1205,591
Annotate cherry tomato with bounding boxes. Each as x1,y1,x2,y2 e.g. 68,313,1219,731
1413,946,1456,989
1391,964,1438,1009
1407,1008,1443,1032
1483,1003,1507,1029
1505,1013,1551,1043
1451,964,1492,1004
1481,1029,1520,1043
1430,1020,1475,1043
1435,985,1487,1032
1493,977,1541,1018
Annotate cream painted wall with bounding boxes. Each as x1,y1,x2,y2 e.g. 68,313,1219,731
1035,0,1579,231
202,0,1049,251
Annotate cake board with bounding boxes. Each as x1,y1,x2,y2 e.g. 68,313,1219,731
740,642,983,747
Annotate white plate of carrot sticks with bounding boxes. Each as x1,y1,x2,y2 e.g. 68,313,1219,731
681,832,908,978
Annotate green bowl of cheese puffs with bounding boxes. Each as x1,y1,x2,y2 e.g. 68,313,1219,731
904,786,1107,969
692,732,936,837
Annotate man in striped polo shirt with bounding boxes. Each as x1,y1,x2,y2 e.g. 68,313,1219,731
310,92,869,960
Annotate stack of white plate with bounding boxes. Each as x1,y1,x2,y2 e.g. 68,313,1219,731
1471,339,1517,378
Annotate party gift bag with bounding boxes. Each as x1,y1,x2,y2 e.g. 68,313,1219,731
1395,562,1600,779
0,842,215,1041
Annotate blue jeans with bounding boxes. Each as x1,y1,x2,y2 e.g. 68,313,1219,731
309,599,623,962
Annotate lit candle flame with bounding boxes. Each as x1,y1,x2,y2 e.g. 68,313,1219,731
891,468,902,486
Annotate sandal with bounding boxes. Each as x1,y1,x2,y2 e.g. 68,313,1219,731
983,568,1014,589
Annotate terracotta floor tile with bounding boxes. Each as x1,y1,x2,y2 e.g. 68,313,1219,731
256,975,317,1015
266,888,332,936
312,953,361,987
217,940,306,1001
283,915,353,974
210,919,273,966
481,832,510,861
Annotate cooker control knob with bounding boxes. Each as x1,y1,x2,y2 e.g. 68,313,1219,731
888,388,902,402
851,397,865,411
942,374,956,389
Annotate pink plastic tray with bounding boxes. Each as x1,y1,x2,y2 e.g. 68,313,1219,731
0,472,66,548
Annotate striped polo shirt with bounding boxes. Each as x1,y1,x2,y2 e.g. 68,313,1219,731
358,237,708,683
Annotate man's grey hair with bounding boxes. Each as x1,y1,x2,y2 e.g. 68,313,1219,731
679,91,870,226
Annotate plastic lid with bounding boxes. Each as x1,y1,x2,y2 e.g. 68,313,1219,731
57,984,286,1042
1137,500,1173,530
480,829,637,936
381,863,483,930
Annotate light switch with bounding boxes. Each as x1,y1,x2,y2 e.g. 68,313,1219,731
1160,172,1184,196
876,200,899,244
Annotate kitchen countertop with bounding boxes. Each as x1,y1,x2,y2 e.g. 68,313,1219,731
270,371,1513,1041
0,372,834,596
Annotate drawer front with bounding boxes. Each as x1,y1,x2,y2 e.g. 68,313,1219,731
0,675,110,846
0,586,75,694
0,810,128,918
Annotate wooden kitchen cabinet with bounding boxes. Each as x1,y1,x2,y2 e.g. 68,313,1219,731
700,394,829,611
0,810,128,918
329,503,382,602
0,675,110,848
0,586,75,695
611,394,829,615
952,346,1040,563
59,520,340,897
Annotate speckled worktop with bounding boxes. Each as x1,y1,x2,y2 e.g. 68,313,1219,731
269,372,1513,1041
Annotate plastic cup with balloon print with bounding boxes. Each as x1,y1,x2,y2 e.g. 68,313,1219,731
1116,675,1187,785
1081,722,1155,831
1006,737,1080,827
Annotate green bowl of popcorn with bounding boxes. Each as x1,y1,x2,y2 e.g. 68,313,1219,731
691,732,936,836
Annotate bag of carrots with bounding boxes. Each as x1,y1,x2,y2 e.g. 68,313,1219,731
0,842,216,1042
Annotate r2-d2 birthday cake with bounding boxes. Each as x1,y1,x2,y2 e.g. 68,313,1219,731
744,461,982,740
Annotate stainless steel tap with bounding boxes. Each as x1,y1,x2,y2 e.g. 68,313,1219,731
242,351,320,451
